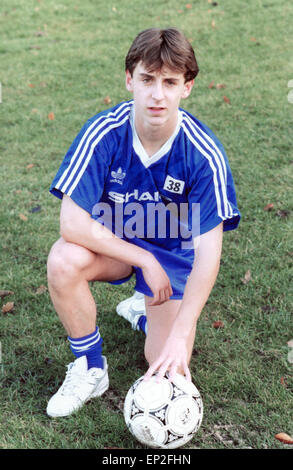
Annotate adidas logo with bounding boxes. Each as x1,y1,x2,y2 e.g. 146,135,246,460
110,167,126,185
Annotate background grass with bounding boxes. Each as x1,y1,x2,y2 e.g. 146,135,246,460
0,0,292,450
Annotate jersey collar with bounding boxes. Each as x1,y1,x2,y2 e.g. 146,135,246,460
130,106,182,168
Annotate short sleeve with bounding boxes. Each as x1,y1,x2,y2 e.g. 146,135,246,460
50,119,108,215
188,141,241,235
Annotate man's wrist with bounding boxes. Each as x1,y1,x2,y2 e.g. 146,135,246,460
170,310,199,339
136,251,156,270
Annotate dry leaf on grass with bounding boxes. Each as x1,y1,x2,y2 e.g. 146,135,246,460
276,209,290,218
36,285,47,295
275,433,293,445
19,214,28,221
0,290,14,298
264,203,274,211
48,112,55,120
280,377,287,388
2,302,14,313
103,96,112,105
241,270,251,285
212,320,224,329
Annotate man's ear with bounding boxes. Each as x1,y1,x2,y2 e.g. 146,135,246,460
181,79,194,99
125,70,133,92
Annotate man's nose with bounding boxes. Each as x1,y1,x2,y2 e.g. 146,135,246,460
151,82,164,100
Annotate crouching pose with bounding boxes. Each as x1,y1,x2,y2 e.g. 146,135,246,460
46,28,240,417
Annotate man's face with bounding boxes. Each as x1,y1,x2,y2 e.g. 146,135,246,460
126,62,194,132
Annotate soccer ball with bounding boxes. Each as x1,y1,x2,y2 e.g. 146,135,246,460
124,373,203,449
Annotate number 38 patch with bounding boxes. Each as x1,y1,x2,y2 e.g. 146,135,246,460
163,174,185,194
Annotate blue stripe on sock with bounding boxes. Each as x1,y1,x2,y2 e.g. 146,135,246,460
137,315,147,335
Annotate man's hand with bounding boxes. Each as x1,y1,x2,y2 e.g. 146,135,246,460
142,256,173,306
60,195,172,306
143,223,224,385
143,335,192,383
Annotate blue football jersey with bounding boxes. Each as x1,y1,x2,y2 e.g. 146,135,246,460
50,100,241,298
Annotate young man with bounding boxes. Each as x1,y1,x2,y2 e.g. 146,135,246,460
46,28,240,417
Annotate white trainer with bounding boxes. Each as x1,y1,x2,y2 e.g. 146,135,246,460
116,290,146,332
46,355,109,418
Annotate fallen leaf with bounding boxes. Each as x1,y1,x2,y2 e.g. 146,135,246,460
208,80,215,88
2,302,14,313
212,320,224,329
19,214,28,221
241,270,251,284
275,433,293,445
26,163,34,169
0,290,14,298
264,203,274,211
223,95,231,104
186,3,192,8
287,339,293,348
216,83,226,89
48,112,55,120
280,377,287,388
28,83,35,88
103,96,112,105
276,209,290,218
250,37,257,42
211,20,216,28
36,285,47,295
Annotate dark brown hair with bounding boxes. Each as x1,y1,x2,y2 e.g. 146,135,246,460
125,28,199,82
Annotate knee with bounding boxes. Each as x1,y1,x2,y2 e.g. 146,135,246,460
47,239,92,288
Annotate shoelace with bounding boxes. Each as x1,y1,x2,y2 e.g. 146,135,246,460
61,364,102,396
61,364,88,396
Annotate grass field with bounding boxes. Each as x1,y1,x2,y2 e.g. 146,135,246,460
0,0,292,450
